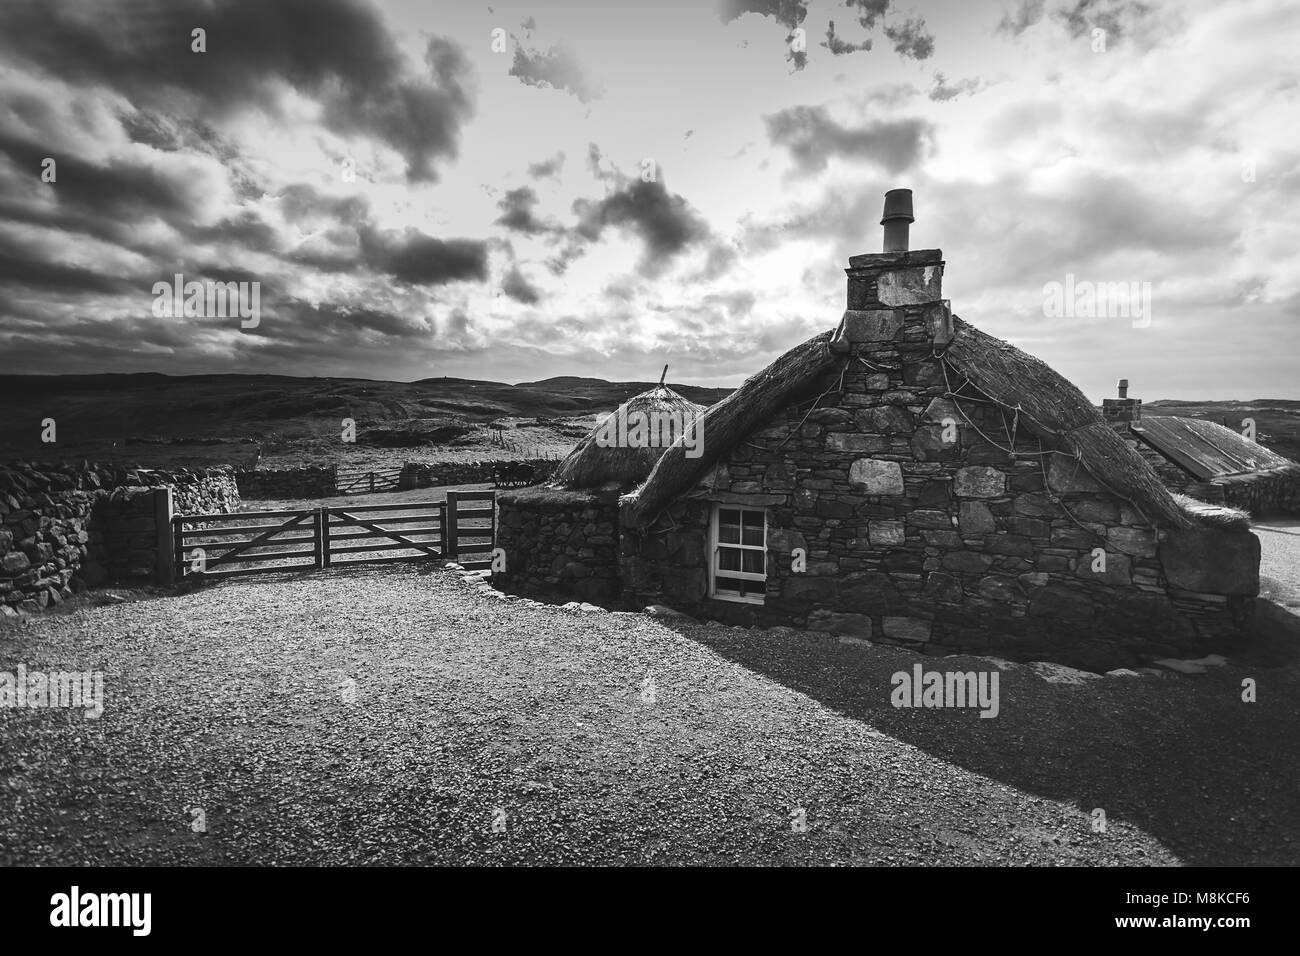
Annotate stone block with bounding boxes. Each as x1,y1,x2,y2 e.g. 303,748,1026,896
1158,528,1260,595
922,571,963,604
1107,526,1157,558
958,501,995,534
828,433,889,454
807,610,872,637
868,520,906,546
1048,456,1103,493
877,266,942,306
835,310,904,344
882,616,932,642
849,459,904,495
954,466,1006,498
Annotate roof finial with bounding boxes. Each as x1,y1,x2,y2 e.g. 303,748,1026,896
659,364,668,386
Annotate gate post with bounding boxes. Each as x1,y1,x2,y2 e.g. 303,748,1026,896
445,492,460,561
153,487,175,584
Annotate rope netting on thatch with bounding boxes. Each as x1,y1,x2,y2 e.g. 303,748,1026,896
552,383,706,490
942,317,1192,528
621,330,837,528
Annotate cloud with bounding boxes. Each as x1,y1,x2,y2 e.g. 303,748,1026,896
501,264,542,304
495,186,553,235
997,0,1047,36
930,72,984,101
1055,0,1154,40
822,21,873,55
527,152,565,179
846,0,893,30
718,0,808,30
357,227,488,285
883,17,935,60
572,177,713,276
509,41,603,103
765,106,930,173
0,0,475,183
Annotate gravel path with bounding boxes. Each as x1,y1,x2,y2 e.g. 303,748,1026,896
1,563,1297,866
1256,518,1300,610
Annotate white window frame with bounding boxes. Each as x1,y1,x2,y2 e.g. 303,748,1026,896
709,504,767,604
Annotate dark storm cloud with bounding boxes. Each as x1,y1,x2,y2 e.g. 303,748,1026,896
0,129,206,223
357,227,488,285
277,184,369,228
718,0,808,29
883,18,934,60
765,106,930,174
572,178,712,276
495,186,553,235
527,153,565,179
822,21,872,55
0,244,137,296
0,0,475,183
501,264,542,304
509,41,603,103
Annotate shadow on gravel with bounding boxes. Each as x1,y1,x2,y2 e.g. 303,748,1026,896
666,605,1300,866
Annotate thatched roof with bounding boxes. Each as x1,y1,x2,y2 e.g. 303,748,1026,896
622,316,1197,530
552,383,706,489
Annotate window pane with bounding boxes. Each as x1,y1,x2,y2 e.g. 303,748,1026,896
716,576,743,594
718,511,740,544
742,550,765,574
719,508,741,525
741,526,763,546
741,511,764,531
718,547,742,572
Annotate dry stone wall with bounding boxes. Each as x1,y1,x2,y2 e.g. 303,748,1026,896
0,461,239,615
235,466,336,499
495,486,620,604
401,459,559,488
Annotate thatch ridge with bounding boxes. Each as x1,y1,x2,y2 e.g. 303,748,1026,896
622,314,1195,530
553,383,705,489
621,330,838,527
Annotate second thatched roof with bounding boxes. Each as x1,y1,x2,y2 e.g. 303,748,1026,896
552,383,706,489
621,316,1199,530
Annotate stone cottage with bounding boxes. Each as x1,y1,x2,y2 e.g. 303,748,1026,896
497,191,1262,669
1100,380,1300,517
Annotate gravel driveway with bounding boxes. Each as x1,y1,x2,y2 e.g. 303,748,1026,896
1,563,1297,866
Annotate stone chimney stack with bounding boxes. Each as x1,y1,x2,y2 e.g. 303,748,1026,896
1102,378,1142,428
832,189,952,351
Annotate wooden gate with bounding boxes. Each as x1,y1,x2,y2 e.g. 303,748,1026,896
172,492,494,580
336,466,403,495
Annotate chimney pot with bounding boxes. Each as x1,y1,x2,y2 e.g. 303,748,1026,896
1117,378,1129,399
880,188,914,252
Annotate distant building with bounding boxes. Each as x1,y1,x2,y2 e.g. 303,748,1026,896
1102,381,1300,517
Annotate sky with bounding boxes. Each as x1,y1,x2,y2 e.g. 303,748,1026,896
0,0,1296,400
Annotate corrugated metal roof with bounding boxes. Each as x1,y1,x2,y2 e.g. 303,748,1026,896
1132,416,1294,480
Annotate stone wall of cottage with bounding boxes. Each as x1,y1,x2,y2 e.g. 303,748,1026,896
495,487,620,604
620,304,1258,670
235,466,336,499
0,462,239,616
